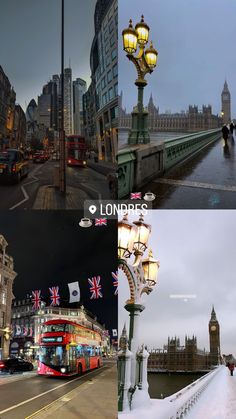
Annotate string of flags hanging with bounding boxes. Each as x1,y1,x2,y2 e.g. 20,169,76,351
31,271,118,309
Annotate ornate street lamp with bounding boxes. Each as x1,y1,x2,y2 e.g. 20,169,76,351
122,15,158,145
118,213,159,411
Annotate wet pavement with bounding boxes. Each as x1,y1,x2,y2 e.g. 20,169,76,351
141,134,236,209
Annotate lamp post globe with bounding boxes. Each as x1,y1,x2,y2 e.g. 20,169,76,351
142,248,160,288
145,41,158,70
118,214,138,260
133,213,151,255
135,15,150,45
122,20,138,54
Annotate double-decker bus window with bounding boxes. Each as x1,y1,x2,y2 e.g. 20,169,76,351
42,323,66,333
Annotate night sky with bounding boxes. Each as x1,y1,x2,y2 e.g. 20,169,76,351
0,0,96,110
0,211,117,333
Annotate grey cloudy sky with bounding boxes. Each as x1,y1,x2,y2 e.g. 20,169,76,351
119,0,236,116
119,211,236,355
0,0,96,110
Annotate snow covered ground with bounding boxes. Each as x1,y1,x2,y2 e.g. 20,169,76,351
119,366,236,419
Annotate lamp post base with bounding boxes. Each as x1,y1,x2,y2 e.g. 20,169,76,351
128,109,150,145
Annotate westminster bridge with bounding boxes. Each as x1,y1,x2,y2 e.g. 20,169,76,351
118,129,236,209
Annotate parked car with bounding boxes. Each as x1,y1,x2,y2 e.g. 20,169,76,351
33,151,46,163
0,358,34,374
0,149,29,183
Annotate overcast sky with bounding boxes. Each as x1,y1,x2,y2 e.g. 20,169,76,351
0,0,96,110
119,0,236,116
0,211,117,333
119,210,236,355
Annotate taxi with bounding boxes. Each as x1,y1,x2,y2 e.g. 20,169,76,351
0,149,29,183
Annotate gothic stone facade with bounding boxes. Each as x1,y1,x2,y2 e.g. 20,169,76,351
148,308,221,372
119,93,221,133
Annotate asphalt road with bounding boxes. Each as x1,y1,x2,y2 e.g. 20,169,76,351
0,363,111,419
0,160,110,210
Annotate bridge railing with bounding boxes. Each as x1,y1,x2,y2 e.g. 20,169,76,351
156,366,222,419
164,128,221,171
118,129,221,198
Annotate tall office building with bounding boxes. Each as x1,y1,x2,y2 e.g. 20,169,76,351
84,0,118,162
0,235,17,359
64,68,73,135
73,78,87,135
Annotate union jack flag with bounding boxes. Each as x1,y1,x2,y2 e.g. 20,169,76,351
88,276,103,299
49,286,60,306
112,271,118,295
32,290,41,310
95,218,107,226
130,192,142,200
23,326,28,336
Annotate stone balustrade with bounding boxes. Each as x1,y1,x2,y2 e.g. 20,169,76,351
118,129,221,198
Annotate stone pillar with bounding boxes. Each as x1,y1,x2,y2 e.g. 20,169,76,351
118,325,133,412
125,303,145,389
132,346,151,409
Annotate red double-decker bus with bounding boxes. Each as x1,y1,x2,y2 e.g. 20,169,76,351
38,319,102,377
67,135,87,167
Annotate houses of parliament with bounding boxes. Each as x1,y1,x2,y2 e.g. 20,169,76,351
148,307,221,372
120,81,231,133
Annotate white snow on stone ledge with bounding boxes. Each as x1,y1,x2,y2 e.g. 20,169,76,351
119,366,236,419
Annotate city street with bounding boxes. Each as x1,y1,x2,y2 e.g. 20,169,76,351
0,160,110,210
0,360,116,419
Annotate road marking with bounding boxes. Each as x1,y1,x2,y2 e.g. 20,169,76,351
154,178,236,192
25,367,109,419
9,166,42,210
0,366,105,416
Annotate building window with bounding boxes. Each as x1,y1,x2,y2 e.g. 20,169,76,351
110,34,115,47
0,311,4,328
107,70,112,84
1,291,6,305
105,43,109,54
106,55,110,66
110,106,117,120
109,87,114,101
102,93,107,106
114,83,118,97
112,64,118,78
111,48,117,61
104,30,108,41
101,77,106,90
109,22,113,33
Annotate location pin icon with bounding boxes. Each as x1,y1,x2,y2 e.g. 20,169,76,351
89,205,97,214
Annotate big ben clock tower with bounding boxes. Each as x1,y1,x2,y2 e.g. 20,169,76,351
209,306,220,366
221,80,231,124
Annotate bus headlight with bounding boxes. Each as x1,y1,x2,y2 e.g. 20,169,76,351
60,367,66,373
83,161,86,165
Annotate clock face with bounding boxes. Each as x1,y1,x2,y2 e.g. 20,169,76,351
223,94,229,100
211,325,217,332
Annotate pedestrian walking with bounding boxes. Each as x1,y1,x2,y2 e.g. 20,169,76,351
222,124,229,143
230,122,234,135
228,362,235,376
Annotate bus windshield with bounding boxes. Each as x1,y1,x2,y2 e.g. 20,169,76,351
39,346,69,367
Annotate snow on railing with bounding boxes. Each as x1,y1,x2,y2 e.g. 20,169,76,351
162,366,222,418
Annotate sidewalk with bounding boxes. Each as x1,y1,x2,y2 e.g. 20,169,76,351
87,159,117,176
33,186,89,209
31,365,117,419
